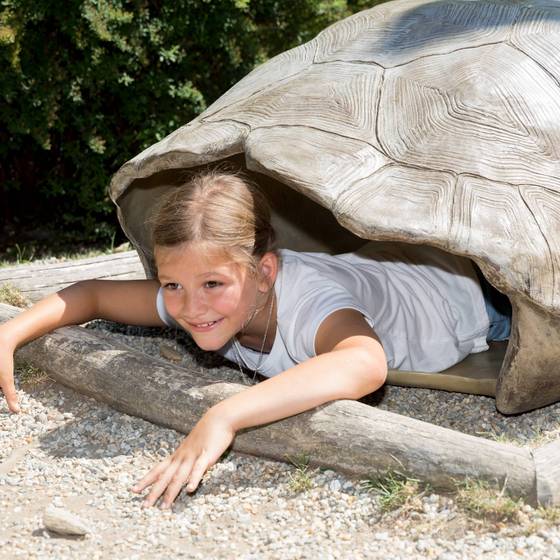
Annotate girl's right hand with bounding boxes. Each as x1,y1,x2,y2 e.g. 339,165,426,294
0,332,19,413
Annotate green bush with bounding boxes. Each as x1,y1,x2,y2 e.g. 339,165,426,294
0,0,380,251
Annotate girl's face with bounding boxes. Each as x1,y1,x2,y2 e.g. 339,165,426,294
155,242,271,351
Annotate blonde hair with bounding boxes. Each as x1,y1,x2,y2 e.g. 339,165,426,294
150,169,276,273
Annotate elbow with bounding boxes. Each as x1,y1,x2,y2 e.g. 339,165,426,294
346,346,388,400
58,279,98,321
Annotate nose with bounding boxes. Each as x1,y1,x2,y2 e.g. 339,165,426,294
179,291,208,320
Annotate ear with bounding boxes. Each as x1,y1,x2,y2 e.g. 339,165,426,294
257,252,278,292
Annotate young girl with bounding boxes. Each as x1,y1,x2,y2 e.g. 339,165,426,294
0,170,510,509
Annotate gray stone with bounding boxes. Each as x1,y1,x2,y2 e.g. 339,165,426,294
43,505,92,537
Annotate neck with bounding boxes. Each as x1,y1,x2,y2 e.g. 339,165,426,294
236,290,276,353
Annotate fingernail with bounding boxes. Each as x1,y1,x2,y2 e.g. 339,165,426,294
160,502,169,510
142,501,150,508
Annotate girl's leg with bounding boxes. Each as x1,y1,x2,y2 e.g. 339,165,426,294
475,266,512,341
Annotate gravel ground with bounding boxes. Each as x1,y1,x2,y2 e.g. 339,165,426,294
2,321,560,559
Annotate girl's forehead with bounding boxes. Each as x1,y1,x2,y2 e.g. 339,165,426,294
155,242,245,274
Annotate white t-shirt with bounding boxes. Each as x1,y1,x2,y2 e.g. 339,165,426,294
156,242,490,375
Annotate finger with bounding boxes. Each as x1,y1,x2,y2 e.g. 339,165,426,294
0,378,20,414
160,464,193,509
185,454,211,493
142,460,181,508
160,454,196,509
131,459,170,494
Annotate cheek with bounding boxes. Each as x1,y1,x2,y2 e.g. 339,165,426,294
163,293,182,316
213,286,248,315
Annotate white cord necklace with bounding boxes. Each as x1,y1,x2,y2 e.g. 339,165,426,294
232,289,275,385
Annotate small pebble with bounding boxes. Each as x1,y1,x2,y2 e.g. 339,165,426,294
43,505,92,536
159,344,183,363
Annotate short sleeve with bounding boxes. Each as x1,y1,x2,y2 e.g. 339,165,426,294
284,282,374,363
156,287,182,328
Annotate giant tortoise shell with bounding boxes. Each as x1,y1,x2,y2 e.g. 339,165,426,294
109,0,560,415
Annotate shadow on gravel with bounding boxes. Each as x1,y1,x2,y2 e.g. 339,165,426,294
17,382,157,462
84,321,231,371
31,528,86,541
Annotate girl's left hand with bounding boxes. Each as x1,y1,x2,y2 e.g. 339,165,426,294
131,410,235,509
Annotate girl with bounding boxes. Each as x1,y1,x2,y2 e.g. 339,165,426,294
0,170,510,509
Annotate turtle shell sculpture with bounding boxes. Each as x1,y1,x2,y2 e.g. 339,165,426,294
109,0,560,415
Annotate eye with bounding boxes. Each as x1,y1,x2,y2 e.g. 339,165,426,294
204,280,222,289
163,282,180,291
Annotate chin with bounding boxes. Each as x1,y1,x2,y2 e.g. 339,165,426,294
192,337,226,352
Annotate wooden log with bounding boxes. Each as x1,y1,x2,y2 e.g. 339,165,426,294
0,251,145,303
0,303,539,503
533,439,560,507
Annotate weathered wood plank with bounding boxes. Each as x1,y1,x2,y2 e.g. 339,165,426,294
386,341,506,398
0,303,538,503
0,252,145,302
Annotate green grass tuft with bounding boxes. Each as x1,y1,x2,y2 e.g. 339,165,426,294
362,471,424,513
286,453,314,494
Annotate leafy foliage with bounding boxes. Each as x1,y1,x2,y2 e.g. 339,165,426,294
0,0,384,250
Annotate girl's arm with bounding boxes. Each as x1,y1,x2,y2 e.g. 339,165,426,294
134,308,386,508
0,279,164,412
216,309,386,429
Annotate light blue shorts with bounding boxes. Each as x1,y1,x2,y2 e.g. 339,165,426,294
477,270,512,342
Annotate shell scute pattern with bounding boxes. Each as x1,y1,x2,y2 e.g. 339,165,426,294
245,127,389,207
314,0,520,67
207,62,384,150
334,165,455,244
511,5,560,84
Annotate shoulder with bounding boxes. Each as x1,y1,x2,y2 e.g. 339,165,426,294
274,250,374,362
276,249,347,303
277,248,343,279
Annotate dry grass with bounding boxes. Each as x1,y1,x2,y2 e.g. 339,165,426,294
0,283,30,307
455,478,524,523
16,364,51,387
538,505,560,524
476,423,557,449
475,427,523,446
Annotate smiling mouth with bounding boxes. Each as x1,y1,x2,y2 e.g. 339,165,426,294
189,318,223,330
